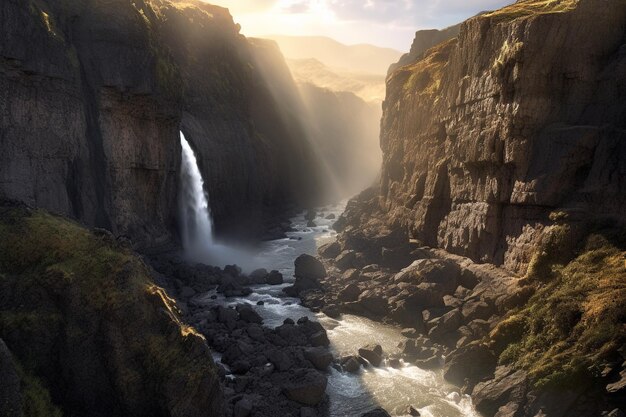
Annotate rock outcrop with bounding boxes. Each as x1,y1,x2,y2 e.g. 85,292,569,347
0,0,324,248
0,203,224,416
342,0,626,275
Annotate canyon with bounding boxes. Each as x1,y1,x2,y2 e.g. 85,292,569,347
1,0,625,417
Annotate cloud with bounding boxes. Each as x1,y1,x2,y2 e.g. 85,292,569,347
210,0,513,49
213,0,279,13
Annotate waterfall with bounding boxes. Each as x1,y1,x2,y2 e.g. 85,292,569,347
179,132,215,253
178,131,256,269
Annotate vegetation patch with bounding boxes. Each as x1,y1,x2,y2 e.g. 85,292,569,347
495,229,626,389
0,205,219,415
485,0,580,22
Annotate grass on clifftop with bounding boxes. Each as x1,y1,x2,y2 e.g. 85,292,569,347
485,0,579,22
0,205,217,415
493,229,626,389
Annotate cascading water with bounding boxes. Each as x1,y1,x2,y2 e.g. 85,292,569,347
179,131,215,253
178,131,256,268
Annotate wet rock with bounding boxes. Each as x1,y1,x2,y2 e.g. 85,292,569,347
295,255,326,281
406,405,421,416
318,241,341,259
310,331,330,347
361,408,392,417
307,220,317,227
358,344,383,367
267,270,284,285
282,369,327,405
389,358,402,368
325,214,336,220
321,305,341,318
304,347,333,371
414,355,440,369
249,268,269,284
236,305,263,324
341,356,361,373
305,210,317,221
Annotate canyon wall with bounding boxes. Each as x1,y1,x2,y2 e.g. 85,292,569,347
349,0,626,275
0,0,323,247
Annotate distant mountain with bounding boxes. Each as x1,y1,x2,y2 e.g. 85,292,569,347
286,58,386,103
266,35,402,75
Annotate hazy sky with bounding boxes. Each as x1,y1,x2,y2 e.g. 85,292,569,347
210,0,512,50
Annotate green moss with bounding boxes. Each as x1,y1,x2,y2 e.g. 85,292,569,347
19,366,63,417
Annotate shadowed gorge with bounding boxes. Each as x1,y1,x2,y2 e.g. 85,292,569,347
1,0,625,416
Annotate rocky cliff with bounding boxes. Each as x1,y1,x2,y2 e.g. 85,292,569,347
0,0,324,248
348,0,626,275
387,23,461,75
0,203,223,417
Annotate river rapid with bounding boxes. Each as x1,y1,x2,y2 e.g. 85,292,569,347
192,204,481,417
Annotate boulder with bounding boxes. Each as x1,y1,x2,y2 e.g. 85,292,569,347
318,241,341,259
394,259,460,294
428,309,462,341
341,356,361,373
310,331,330,347
267,349,293,372
304,347,333,371
321,305,341,319
249,268,269,284
338,283,361,302
236,305,263,324
444,343,497,388
335,250,357,270
283,369,327,405
294,254,327,281
325,214,336,220
461,300,493,322
390,300,425,331
358,344,383,367
267,270,284,285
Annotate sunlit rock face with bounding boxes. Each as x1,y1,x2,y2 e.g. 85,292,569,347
350,0,626,274
0,0,324,247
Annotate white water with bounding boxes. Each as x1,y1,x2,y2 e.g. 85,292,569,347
179,132,256,268
179,133,480,416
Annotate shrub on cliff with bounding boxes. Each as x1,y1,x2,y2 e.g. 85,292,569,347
0,204,223,417
494,228,626,390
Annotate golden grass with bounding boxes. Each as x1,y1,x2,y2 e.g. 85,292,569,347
485,0,580,22
495,232,626,389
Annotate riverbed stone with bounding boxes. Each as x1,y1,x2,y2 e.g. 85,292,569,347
358,344,383,367
282,369,327,405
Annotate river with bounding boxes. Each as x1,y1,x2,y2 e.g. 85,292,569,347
196,204,481,417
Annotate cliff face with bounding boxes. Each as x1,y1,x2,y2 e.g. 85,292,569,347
360,0,626,274
387,23,461,75
0,0,323,247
